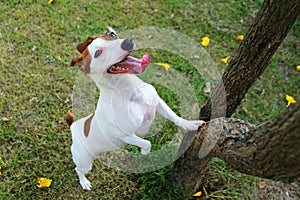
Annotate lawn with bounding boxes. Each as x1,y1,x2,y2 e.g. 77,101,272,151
0,0,299,199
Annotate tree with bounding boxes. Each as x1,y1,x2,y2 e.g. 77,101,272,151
172,0,300,197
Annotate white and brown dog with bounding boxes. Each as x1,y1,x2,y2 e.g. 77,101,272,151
67,27,205,190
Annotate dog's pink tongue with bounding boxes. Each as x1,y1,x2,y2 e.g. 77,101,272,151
117,54,151,74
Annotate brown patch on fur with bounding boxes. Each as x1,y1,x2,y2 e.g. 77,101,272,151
70,32,118,73
77,36,99,53
66,111,75,126
76,34,115,53
84,113,94,137
70,48,92,74
70,35,106,73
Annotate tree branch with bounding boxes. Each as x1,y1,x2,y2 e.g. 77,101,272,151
172,103,300,197
215,103,300,182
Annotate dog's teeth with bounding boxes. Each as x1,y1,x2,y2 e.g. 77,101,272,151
112,66,129,71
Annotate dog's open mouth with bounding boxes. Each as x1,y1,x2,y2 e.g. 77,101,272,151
107,54,151,74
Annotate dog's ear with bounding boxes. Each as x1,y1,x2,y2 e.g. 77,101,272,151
70,55,82,66
76,36,98,53
70,49,91,74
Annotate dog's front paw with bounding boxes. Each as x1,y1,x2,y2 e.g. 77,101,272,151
180,119,206,131
140,140,151,155
141,147,151,155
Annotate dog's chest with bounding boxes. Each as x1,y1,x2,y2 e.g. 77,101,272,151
97,81,158,135
111,84,158,129
128,87,158,126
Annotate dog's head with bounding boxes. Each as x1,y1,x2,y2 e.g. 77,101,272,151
71,27,151,75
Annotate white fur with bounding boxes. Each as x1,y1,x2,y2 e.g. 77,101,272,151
107,26,116,34
70,36,205,190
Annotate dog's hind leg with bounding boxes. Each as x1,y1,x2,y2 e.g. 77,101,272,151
71,144,94,190
71,135,94,190
75,166,92,190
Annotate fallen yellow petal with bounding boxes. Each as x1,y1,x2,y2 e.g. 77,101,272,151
193,191,202,197
155,62,171,70
37,177,52,188
201,36,210,47
286,94,296,107
296,65,300,71
220,56,231,64
48,0,54,4
236,35,244,41
258,181,266,189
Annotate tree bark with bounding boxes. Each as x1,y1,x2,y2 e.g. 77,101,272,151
199,0,300,121
216,103,300,182
172,103,300,197
172,0,300,197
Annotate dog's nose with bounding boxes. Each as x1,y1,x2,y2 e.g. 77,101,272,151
121,38,134,51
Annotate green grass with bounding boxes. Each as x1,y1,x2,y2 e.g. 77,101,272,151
0,0,299,199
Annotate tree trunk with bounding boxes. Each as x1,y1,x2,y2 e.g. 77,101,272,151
172,0,300,197
172,103,300,197
199,0,300,121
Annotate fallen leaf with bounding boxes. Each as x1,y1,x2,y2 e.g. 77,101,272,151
235,35,244,41
203,82,211,93
193,191,202,197
31,45,37,52
37,177,52,188
155,63,171,70
57,126,62,132
258,180,266,189
20,179,27,184
260,89,265,96
48,0,54,4
220,56,231,64
1,117,10,122
242,107,248,113
201,36,210,47
285,94,296,107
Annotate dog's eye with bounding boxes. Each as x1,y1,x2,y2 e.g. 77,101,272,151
94,49,103,58
108,32,117,39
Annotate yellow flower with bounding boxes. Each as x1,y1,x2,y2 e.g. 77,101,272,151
220,56,231,64
201,36,210,47
236,35,244,41
193,191,202,197
155,62,171,70
296,65,300,71
37,177,52,188
48,0,54,4
286,94,296,107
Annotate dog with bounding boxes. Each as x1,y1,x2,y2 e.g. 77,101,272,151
67,27,205,190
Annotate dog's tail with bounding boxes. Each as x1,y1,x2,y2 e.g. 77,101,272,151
66,111,75,127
